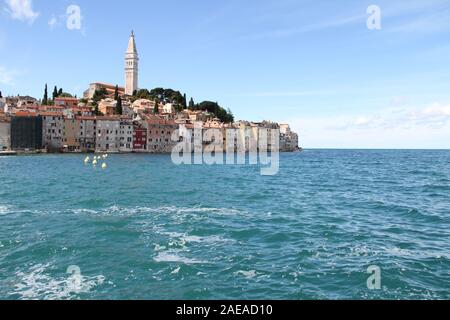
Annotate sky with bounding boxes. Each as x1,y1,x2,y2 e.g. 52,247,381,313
1,0,450,149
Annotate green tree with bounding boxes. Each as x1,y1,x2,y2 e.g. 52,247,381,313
52,86,58,100
58,88,63,97
183,93,187,109
93,88,108,102
188,97,195,110
150,88,164,99
135,89,152,100
42,84,48,105
116,96,123,115
197,101,234,123
114,85,119,101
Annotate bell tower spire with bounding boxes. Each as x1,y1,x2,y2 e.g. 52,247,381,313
125,30,139,95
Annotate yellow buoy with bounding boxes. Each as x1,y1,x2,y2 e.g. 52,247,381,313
93,159,98,165
101,163,107,169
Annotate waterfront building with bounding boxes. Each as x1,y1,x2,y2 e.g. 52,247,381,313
253,121,280,151
125,31,139,96
119,118,133,152
41,112,64,152
96,116,121,152
77,116,97,152
0,116,10,150
279,124,299,151
133,122,147,152
62,117,81,152
146,119,177,153
10,113,43,150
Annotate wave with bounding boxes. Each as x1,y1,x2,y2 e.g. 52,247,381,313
71,205,245,217
0,205,13,216
153,250,207,265
234,270,258,279
10,263,105,300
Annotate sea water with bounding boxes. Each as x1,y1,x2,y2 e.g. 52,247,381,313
0,150,449,299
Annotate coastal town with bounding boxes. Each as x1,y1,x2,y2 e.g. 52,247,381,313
0,32,299,155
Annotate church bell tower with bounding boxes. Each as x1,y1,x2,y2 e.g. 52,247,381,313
125,30,139,96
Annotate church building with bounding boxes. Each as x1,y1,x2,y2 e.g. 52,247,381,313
84,31,139,99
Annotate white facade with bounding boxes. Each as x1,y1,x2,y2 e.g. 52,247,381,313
125,31,139,96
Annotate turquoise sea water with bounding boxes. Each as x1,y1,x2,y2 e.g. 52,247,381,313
0,150,449,300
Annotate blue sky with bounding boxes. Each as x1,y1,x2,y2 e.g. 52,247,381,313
1,0,450,148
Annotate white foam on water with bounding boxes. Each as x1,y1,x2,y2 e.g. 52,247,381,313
0,205,13,216
154,250,207,265
234,270,258,279
11,263,105,300
154,244,166,252
171,267,181,274
72,205,245,217
160,231,234,246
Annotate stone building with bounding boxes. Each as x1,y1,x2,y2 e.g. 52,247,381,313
55,97,79,109
119,118,133,152
41,112,64,152
77,116,97,152
62,117,81,152
0,116,10,150
98,98,117,116
96,117,121,152
146,119,177,153
280,124,299,152
83,83,124,100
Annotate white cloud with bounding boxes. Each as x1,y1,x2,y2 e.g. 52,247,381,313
421,103,450,117
4,0,39,24
280,102,450,149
